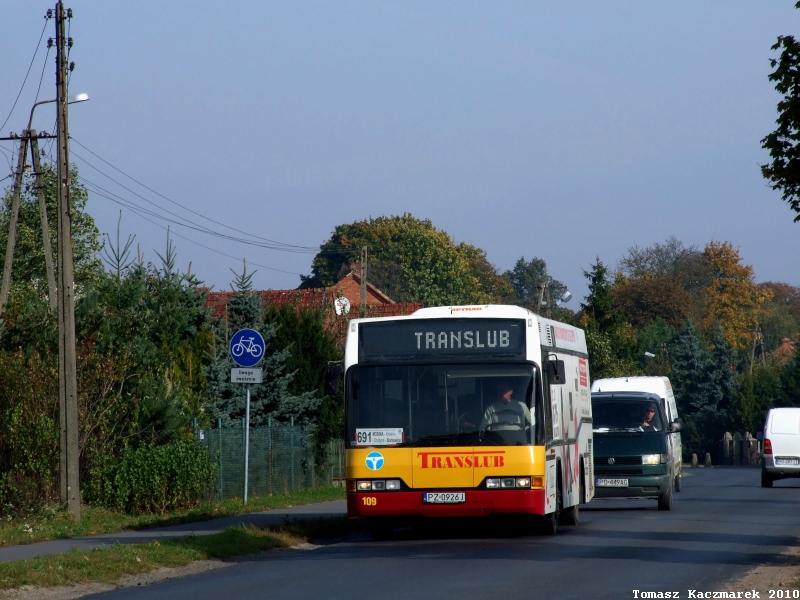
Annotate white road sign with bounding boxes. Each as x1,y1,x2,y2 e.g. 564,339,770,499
231,368,263,384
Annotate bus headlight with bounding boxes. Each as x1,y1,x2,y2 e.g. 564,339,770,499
356,479,402,491
485,477,532,489
641,454,666,465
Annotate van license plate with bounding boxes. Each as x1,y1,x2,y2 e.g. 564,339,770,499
423,492,466,504
775,458,800,466
596,478,628,487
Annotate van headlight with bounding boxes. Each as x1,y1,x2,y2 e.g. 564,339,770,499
641,454,666,465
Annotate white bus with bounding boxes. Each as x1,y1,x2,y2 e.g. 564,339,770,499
338,304,593,538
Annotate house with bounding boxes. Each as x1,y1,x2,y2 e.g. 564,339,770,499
773,338,796,365
205,271,422,321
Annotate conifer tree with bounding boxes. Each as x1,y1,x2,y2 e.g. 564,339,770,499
205,263,319,427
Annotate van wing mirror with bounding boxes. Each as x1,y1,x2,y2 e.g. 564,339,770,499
669,420,683,433
546,359,566,385
324,363,343,396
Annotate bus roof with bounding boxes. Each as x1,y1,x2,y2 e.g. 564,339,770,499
347,304,586,354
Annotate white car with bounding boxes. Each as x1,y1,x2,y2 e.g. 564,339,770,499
762,407,800,487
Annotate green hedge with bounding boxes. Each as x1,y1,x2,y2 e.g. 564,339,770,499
85,440,215,514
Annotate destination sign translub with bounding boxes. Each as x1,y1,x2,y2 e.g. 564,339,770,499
358,318,526,363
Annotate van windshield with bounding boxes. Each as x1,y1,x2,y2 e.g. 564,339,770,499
592,400,664,433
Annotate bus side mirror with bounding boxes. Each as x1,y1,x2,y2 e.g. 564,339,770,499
547,359,566,385
324,363,343,396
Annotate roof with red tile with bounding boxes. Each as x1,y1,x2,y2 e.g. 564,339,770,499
204,273,422,320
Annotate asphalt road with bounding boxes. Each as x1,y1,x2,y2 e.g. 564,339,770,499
89,467,800,600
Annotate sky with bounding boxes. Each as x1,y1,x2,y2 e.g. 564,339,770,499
1,1,798,307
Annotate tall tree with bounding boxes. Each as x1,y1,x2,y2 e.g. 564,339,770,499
304,214,506,306
761,14,800,221
701,241,772,351
580,258,619,332
0,162,103,295
205,264,319,428
580,259,639,379
504,256,567,314
612,274,691,330
670,322,713,456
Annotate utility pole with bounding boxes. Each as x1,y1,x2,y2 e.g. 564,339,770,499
360,246,368,317
30,135,58,313
56,0,80,522
0,136,29,315
537,283,549,318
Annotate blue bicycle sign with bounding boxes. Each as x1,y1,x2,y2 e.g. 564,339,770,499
229,328,265,368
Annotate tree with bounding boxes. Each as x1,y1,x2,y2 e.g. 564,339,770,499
264,303,342,460
504,256,567,314
580,258,619,332
701,241,772,351
670,322,713,456
759,296,799,353
0,162,103,296
205,264,319,428
580,259,639,379
304,214,506,306
731,365,780,434
761,20,800,221
612,274,691,330
619,236,701,280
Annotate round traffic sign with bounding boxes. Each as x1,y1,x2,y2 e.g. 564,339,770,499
229,328,265,367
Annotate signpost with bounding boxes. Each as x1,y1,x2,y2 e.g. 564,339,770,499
229,328,265,505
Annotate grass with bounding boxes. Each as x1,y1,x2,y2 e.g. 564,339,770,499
0,486,345,548
0,524,309,591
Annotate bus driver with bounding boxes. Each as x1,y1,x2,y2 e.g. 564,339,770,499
480,380,531,431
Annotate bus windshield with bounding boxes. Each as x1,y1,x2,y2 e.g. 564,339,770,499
346,363,541,448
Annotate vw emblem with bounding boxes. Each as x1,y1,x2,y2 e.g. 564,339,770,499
366,451,384,471
608,457,615,465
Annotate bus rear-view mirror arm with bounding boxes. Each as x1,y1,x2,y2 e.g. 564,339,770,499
546,358,566,385
325,362,343,396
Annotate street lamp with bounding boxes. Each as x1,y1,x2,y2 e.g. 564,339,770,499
29,92,89,312
28,92,89,131
0,93,90,317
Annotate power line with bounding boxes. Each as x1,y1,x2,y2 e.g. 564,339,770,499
70,137,317,252
35,152,308,277
0,16,49,134
32,45,53,108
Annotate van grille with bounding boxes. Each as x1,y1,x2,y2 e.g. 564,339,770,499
595,467,644,476
594,456,641,466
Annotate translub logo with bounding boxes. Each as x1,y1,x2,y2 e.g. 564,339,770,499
365,452,384,470
417,451,505,469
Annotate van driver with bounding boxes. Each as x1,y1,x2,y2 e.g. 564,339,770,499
640,404,659,432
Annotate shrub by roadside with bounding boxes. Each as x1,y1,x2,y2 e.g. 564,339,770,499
83,440,215,514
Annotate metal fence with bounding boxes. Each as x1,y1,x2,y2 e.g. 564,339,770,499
198,424,345,500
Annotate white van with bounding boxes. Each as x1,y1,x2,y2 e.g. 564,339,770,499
590,376,683,492
761,408,800,487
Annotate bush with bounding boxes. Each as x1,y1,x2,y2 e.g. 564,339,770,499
85,440,215,514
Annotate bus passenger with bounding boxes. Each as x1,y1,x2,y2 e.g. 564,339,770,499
480,380,531,431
